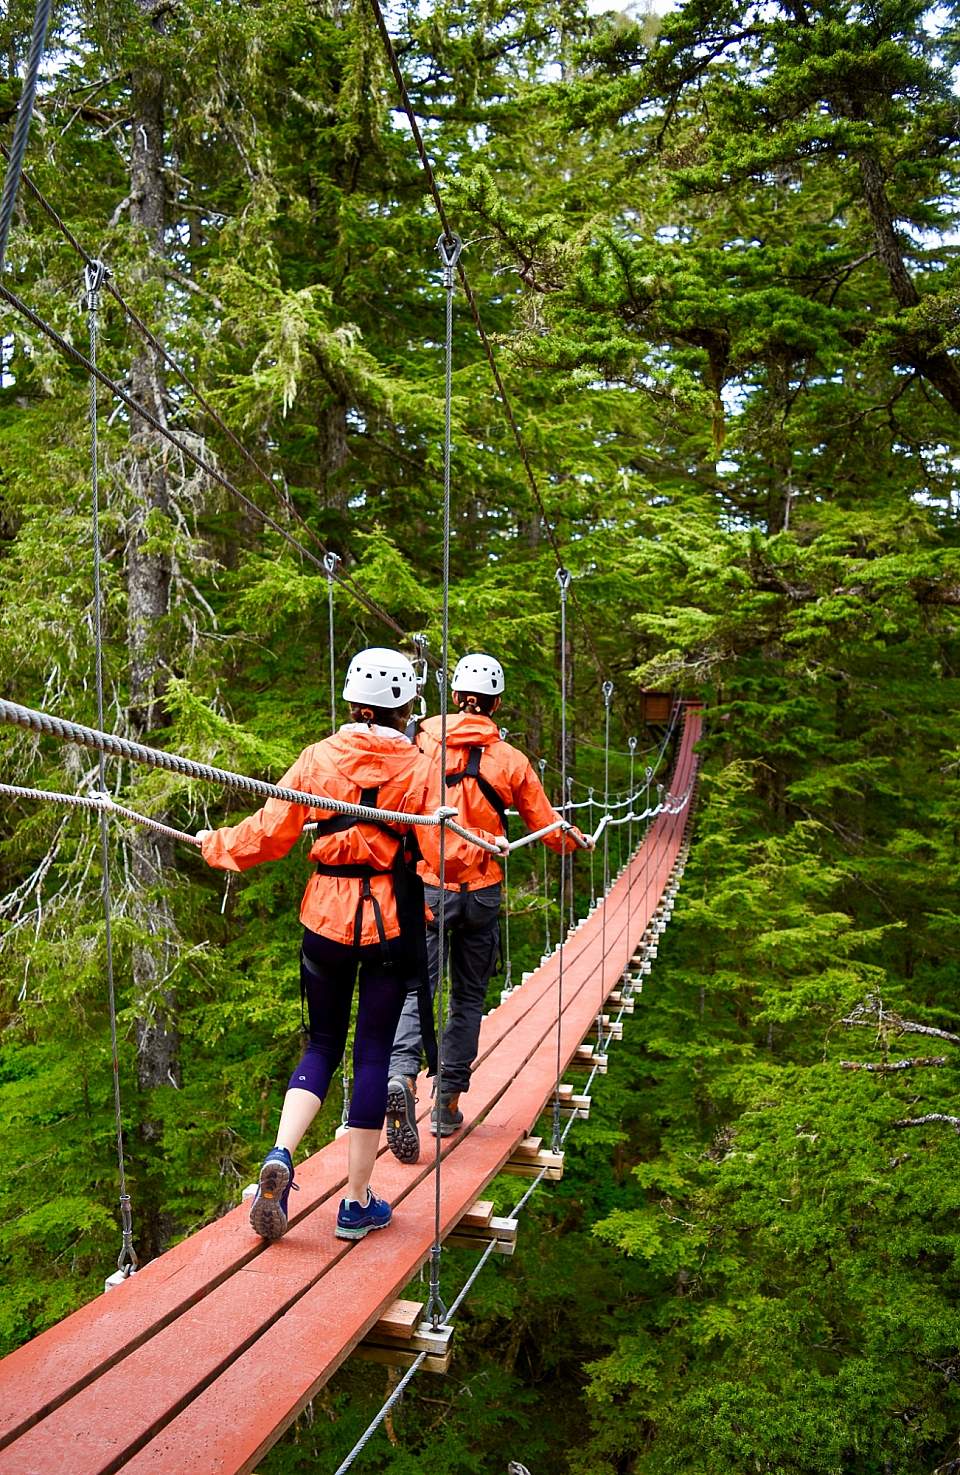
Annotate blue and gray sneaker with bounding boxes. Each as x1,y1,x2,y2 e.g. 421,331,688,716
249,1146,297,1242
385,1075,420,1164
335,1190,392,1241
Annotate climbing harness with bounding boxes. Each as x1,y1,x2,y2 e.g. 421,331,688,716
444,745,509,828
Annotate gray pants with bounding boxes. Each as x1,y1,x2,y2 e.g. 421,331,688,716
389,882,501,1096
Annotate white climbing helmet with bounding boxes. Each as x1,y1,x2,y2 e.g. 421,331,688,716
342,647,417,708
451,652,505,697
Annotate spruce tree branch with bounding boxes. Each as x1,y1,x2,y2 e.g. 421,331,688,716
840,1058,948,1073
894,1114,960,1131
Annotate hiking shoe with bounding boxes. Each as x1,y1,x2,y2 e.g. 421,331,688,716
429,1099,464,1138
249,1146,297,1242
335,1190,392,1240
385,1075,420,1164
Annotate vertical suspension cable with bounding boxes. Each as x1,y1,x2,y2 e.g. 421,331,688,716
551,568,571,1153
625,736,638,985
538,757,551,955
425,228,462,1331
324,552,339,735
85,262,138,1280
598,681,613,1048
566,776,575,930
588,787,595,905
499,725,512,991
324,550,351,1128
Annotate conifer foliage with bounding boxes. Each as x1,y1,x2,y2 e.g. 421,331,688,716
1,0,958,1470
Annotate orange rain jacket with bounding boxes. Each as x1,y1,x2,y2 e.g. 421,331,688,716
416,711,584,892
200,727,434,947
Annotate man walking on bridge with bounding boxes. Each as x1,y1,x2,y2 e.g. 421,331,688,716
385,653,591,1163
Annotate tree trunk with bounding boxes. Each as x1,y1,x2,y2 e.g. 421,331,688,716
126,0,180,1257
857,148,960,415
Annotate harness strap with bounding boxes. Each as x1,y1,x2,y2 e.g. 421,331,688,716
445,744,508,828
311,783,403,842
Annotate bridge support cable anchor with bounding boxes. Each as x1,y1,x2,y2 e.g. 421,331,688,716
84,260,139,1285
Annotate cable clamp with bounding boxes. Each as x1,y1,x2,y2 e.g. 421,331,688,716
434,804,459,821
83,259,110,312
322,550,340,581
89,787,115,809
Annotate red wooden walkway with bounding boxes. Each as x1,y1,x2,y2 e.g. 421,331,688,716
0,708,700,1475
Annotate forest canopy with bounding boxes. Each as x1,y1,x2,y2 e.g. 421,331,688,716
1,0,959,1471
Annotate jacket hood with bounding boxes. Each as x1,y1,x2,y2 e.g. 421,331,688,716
322,728,418,787
421,712,501,749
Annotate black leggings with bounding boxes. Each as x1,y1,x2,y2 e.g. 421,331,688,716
288,927,410,1130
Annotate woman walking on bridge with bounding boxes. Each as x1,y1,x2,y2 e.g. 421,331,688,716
198,649,432,1243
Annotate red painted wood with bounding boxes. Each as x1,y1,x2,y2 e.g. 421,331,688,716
0,709,700,1475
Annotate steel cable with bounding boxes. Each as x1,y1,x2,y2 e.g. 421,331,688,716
0,0,53,270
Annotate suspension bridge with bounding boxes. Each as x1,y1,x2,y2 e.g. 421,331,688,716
0,704,699,1474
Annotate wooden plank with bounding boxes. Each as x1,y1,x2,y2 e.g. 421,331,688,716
369,1299,422,1341
456,1199,494,1231
502,1148,564,1181
351,1344,451,1375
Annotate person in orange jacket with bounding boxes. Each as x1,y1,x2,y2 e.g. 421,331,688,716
197,648,434,1243
385,652,591,1163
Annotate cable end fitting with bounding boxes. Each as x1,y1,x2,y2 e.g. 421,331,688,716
602,680,614,708
436,231,463,273
555,567,572,599
83,259,110,312
322,550,341,579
